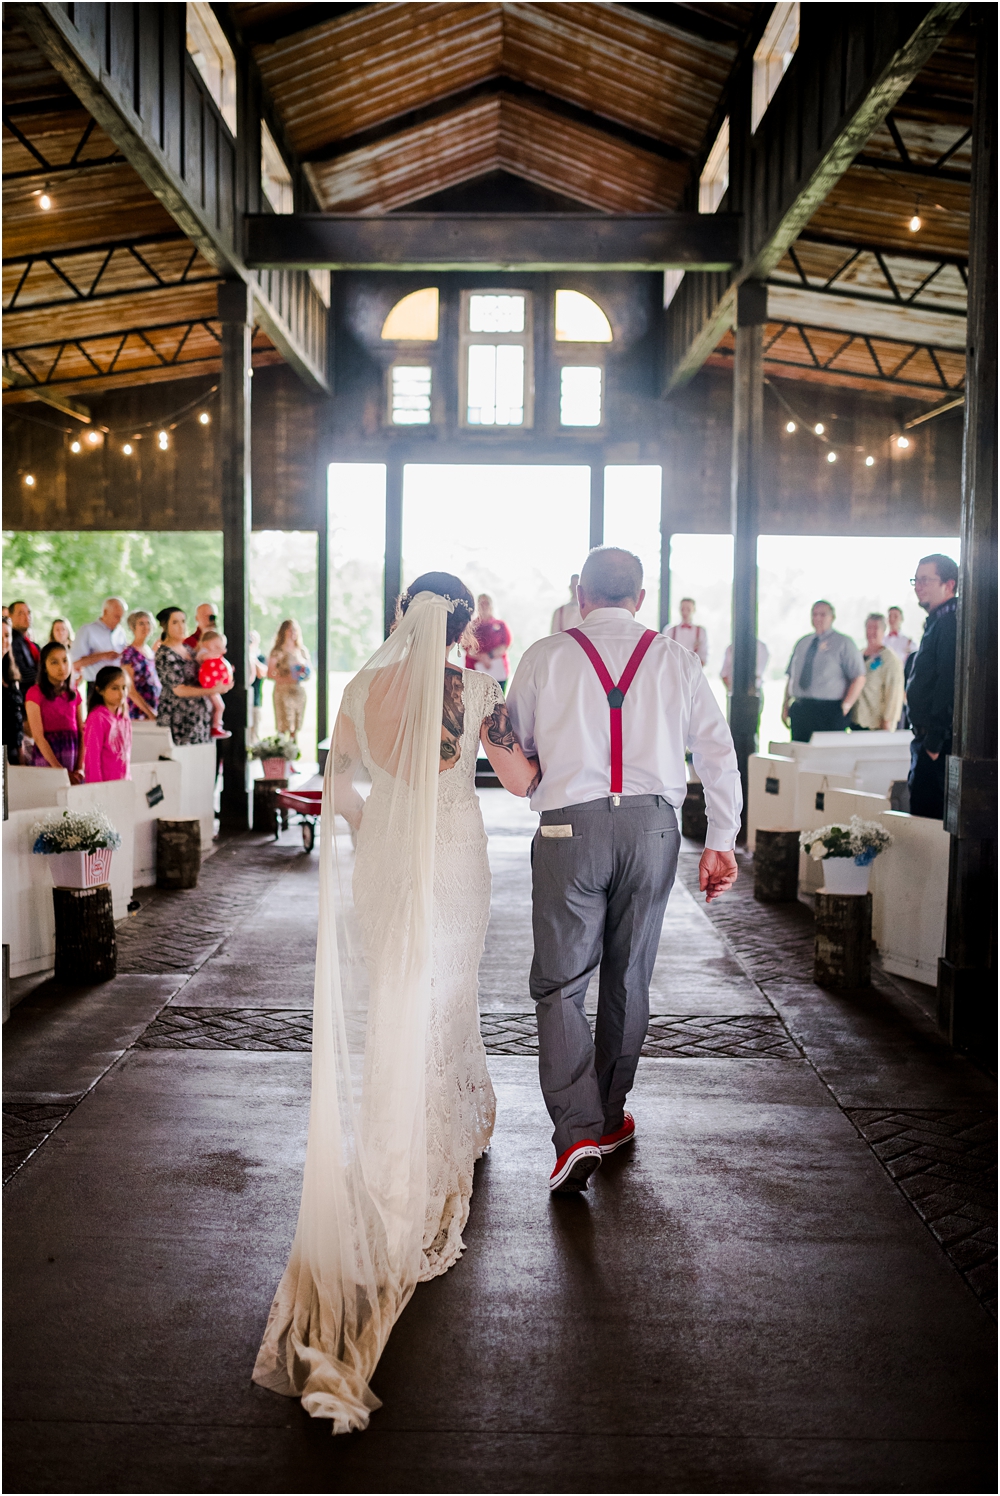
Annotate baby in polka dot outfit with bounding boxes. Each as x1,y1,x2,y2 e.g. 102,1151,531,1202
196,629,234,739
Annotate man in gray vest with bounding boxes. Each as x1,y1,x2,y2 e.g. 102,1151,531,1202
782,600,865,742
507,548,742,1193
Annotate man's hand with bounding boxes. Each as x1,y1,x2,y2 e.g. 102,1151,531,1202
699,849,738,903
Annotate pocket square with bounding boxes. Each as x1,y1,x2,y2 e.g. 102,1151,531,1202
541,824,573,838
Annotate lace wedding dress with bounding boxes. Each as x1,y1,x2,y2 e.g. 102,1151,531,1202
253,594,499,1432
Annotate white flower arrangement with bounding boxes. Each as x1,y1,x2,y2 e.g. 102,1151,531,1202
32,808,122,855
250,733,300,762
800,817,893,868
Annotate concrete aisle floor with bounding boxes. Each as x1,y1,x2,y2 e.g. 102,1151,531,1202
3,792,995,1494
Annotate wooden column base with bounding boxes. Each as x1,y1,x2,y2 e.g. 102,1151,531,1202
754,828,800,903
814,892,872,988
253,778,288,836
157,818,201,889
53,886,116,984
681,781,708,841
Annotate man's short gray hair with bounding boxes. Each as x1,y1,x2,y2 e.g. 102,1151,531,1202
104,595,127,612
579,547,643,606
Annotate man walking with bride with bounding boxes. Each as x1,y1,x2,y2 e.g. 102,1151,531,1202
254,548,740,1432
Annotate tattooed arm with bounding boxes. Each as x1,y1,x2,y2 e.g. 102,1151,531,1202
440,665,465,769
479,694,541,797
330,711,365,830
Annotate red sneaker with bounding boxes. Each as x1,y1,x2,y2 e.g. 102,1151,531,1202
549,1139,602,1193
211,728,232,739
599,1113,635,1155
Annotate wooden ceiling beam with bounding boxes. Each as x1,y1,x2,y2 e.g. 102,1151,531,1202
665,3,968,391
615,4,748,50
245,211,741,272
232,3,372,50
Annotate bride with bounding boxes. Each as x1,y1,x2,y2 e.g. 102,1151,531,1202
253,572,539,1432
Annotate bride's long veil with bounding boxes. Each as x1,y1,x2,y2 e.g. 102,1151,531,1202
253,591,453,1432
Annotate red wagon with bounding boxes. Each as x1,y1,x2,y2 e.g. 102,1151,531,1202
273,786,323,852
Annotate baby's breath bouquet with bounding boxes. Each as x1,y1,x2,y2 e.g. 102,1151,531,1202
32,808,122,855
800,816,892,868
250,734,300,763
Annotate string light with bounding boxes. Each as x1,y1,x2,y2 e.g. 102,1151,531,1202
157,430,169,450
198,411,210,425
814,422,825,435
785,420,796,433
39,192,52,211
826,451,837,463
122,443,133,455
909,213,921,232
24,474,35,486
896,436,910,449
87,430,101,444
70,440,81,453
865,456,875,466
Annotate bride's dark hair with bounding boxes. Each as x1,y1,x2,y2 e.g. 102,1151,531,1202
398,571,476,649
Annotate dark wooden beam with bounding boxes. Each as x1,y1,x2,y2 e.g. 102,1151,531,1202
299,77,691,168
665,3,968,390
938,11,997,1056
230,3,371,50
853,152,971,184
218,280,253,831
246,213,740,272
615,4,747,48
729,280,766,826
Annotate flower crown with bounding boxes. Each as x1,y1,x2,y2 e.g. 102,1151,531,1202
399,590,471,615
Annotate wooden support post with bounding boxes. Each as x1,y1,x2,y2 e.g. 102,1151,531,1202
589,459,604,550
384,454,404,639
157,819,201,889
729,280,766,837
253,778,288,837
754,829,800,903
814,893,872,989
938,12,998,1056
659,457,671,631
218,280,253,831
53,887,116,984
316,458,330,747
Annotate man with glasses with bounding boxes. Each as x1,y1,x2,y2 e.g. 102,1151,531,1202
781,600,865,742
905,553,958,819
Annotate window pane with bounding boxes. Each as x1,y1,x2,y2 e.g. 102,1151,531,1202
261,121,293,214
381,288,439,341
603,466,661,628
469,294,525,333
699,117,729,213
560,366,602,427
391,365,431,424
555,290,613,342
185,2,237,135
467,344,496,424
494,345,524,425
328,464,387,672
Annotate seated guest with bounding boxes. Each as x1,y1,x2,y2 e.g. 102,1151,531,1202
184,601,218,651
8,600,40,684
24,641,85,782
851,613,904,732
72,596,127,711
2,613,25,764
82,665,132,782
121,610,160,720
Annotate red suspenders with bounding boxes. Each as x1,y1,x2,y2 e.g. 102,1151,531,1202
567,627,658,798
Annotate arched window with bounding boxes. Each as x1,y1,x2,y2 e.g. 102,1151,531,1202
381,288,439,342
554,290,613,343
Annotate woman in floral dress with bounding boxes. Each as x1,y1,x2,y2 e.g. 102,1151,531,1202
121,610,161,721
154,608,222,744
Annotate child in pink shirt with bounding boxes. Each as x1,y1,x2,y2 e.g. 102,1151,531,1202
195,629,234,739
83,665,132,782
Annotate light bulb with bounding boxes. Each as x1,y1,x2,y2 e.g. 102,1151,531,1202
896,436,909,449
157,430,169,449
39,193,52,210
122,443,133,455
24,474,35,486
87,430,100,444
814,423,824,435
826,450,836,463
70,440,81,453
865,455,875,466
785,421,796,433
198,412,210,425
909,214,921,232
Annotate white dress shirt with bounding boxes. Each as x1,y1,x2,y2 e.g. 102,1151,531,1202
884,630,916,663
722,640,770,690
71,619,127,683
507,607,742,851
662,621,709,665
550,600,583,634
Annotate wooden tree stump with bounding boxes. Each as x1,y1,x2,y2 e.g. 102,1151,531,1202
253,778,287,836
681,781,708,841
754,828,801,903
814,892,872,988
156,818,201,889
53,886,116,984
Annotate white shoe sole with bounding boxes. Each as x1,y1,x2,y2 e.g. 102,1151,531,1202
549,1147,602,1192
599,1130,635,1156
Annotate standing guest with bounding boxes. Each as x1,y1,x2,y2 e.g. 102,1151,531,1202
720,638,770,694
905,553,958,819
466,594,512,691
851,614,905,732
2,614,25,764
8,600,40,685
48,618,74,648
268,619,311,741
885,605,917,664
195,629,234,738
661,597,708,666
121,610,161,721
249,630,267,744
550,575,583,634
23,641,85,782
782,600,866,742
184,601,218,651
82,665,132,781
72,596,127,711
154,607,222,745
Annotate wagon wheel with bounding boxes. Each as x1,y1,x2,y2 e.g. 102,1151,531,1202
301,820,316,853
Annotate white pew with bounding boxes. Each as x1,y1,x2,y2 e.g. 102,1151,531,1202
871,811,949,986
130,760,184,887
6,765,71,812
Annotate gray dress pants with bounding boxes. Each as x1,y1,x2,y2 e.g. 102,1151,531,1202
529,795,680,1155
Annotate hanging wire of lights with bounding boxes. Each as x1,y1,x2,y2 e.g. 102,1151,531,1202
765,378,888,467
